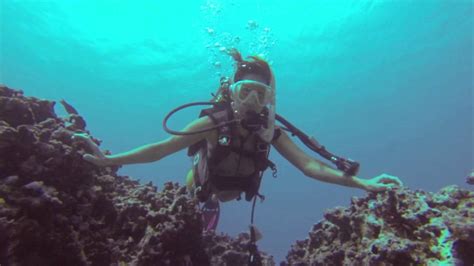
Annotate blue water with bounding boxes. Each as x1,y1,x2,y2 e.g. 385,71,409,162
1,0,472,263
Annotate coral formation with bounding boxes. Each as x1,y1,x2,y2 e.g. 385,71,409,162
466,171,474,185
202,231,274,266
0,85,273,265
284,186,474,265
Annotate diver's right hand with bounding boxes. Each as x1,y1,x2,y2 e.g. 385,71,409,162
72,133,112,167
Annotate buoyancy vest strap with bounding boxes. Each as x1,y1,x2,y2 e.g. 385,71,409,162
191,103,279,203
188,108,230,157
208,109,229,126
272,127,282,142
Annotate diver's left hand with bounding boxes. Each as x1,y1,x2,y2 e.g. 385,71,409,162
362,173,403,192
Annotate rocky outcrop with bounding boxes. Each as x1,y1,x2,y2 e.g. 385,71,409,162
466,171,474,185
284,186,474,265
0,85,274,265
202,230,274,266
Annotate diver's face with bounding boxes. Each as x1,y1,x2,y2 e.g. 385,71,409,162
232,80,272,114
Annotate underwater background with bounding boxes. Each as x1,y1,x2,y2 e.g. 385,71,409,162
1,0,472,263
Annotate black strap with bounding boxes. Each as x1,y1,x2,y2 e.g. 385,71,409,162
247,185,264,266
271,127,282,142
209,174,253,191
266,159,277,178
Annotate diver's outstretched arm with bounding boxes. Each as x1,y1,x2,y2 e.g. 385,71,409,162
272,129,403,192
73,116,214,167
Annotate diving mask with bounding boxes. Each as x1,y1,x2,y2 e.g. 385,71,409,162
232,80,273,109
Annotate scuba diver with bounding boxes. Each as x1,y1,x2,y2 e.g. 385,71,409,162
73,48,403,265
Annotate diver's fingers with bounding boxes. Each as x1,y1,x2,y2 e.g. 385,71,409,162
83,154,109,166
72,134,105,159
72,133,86,140
377,174,403,186
396,178,404,186
367,184,385,192
389,176,403,186
370,183,397,193
379,177,400,185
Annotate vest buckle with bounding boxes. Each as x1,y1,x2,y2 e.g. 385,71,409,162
218,135,231,146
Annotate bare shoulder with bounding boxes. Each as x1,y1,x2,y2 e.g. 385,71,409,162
160,116,218,155
183,116,218,144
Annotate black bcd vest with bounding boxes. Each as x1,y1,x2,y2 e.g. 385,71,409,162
188,102,279,202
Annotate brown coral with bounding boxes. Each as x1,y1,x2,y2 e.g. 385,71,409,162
0,85,275,265
284,186,474,265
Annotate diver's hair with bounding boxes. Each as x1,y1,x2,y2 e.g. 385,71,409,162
228,48,272,85
228,48,244,63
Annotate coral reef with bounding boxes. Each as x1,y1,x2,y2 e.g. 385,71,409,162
0,85,273,265
202,230,274,266
466,171,474,185
284,186,474,265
